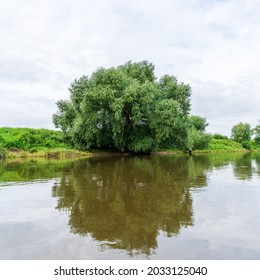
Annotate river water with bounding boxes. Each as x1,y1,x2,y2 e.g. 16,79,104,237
0,152,260,259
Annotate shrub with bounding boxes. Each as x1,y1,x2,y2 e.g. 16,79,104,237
241,140,251,150
0,127,68,151
208,139,244,151
212,133,228,140
188,129,212,150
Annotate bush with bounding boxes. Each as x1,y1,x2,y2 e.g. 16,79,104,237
0,127,68,151
212,133,228,140
208,139,245,151
241,140,251,150
188,129,212,150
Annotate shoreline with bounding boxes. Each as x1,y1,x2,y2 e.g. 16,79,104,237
2,147,259,161
5,148,92,160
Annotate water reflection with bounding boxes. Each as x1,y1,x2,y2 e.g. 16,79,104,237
1,153,260,259
0,158,74,185
233,153,254,181
52,156,210,256
50,153,260,256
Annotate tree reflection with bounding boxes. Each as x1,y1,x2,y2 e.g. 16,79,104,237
52,156,209,256
232,153,253,181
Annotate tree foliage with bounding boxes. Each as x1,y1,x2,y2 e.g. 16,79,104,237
189,115,208,132
231,122,252,149
53,61,192,153
253,119,260,145
212,133,228,140
231,122,252,143
0,127,67,151
187,115,211,150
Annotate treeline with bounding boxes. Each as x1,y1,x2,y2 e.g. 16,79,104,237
230,121,260,150
53,60,260,153
1,61,259,158
0,127,68,158
207,121,260,151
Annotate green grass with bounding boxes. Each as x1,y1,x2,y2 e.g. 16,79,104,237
1,127,258,158
0,127,68,151
156,138,248,154
207,138,246,152
6,148,91,159
0,127,92,159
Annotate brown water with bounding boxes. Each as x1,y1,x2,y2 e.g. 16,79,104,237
0,153,260,259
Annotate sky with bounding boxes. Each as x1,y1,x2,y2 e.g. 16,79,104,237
0,0,260,136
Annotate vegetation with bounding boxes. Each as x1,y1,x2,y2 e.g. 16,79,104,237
230,122,260,150
253,120,260,145
208,138,246,152
212,133,228,140
1,61,260,156
0,127,68,151
0,146,7,159
231,122,252,149
188,115,211,150
53,61,192,153
0,127,91,159
49,60,259,154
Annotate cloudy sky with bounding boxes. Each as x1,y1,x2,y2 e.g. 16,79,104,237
1,0,259,135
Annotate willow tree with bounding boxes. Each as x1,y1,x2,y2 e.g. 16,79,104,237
53,61,191,153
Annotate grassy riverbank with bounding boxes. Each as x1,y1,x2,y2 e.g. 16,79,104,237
6,148,91,159
158,138,259,154
0,127,91,159
1,127,259,160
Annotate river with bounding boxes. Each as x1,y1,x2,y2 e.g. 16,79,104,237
0,152,260,259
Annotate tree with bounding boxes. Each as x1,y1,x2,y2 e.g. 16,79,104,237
187,115,211,150
53,61,191,153
231,122,252,149
188,129,211,150
212,133,228,140
189,115,208,132
253,120,260,145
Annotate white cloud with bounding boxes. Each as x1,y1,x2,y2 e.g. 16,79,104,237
0,0,259,134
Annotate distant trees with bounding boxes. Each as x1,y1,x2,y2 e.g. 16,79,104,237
212,133,228,140
53,61,192,153
231,122,252,149
253,120,260,145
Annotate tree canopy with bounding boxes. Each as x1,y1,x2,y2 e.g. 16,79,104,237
187,115,211,150
189,115,208,132
53,61,192,153
231,122,252,149
253,120,260,145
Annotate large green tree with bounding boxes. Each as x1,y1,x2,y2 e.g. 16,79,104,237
53,61,191,153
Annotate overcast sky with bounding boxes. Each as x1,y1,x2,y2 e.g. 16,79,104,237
1,0,259,135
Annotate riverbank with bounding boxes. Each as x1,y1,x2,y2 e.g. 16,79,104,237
154,139,257,155
1,145,259,161
5,148,92,159
1,127,259,160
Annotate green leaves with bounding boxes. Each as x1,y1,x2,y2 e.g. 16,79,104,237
0,128,68,151
53,61,192,153
253,119,260,145
231,122,252,144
